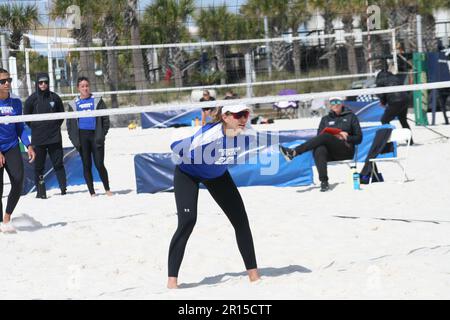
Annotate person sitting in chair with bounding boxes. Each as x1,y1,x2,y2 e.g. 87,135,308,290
200,90,216,125
279,96,362,192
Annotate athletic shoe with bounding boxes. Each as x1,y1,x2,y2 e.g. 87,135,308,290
61,189,67,195
0,222,17,234
279,145,296,162
320,181,330,192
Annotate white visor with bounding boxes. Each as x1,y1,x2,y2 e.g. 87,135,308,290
222,104,250,113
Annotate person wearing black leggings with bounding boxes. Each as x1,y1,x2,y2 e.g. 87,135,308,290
280,96,362,192
0,68,36,233
168,104,260,289
78,130,109,195
0,146,25,217
67,77,112,197
24,72,67,198
380,101,411,129
376,68,414,144
438,89,449,125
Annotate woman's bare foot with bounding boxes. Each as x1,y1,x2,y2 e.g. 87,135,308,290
105,190,113,196
247,268,261,282
167,277,178,289
91,193,97,197
2,213,11,223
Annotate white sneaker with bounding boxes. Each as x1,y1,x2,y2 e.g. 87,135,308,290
0,222,17,234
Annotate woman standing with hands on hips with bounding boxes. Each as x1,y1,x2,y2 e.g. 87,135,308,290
168,104,260,289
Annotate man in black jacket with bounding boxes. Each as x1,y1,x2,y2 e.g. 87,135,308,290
375,68,414,144
24,73,67,198
280,97,362,192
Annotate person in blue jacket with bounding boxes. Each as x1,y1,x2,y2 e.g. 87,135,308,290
0,68,36,233
67,77,112,197
167,104,260,289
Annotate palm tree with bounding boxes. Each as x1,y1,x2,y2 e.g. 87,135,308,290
231,12,263,58
287,0,311,77
242,0,293,72
382,0,419,53
358,5,384,72
415,1,442,52
337,0,366,74
51,0,99,91
98,0,126,108
195,5,235,84
421,13,439,52
310,0,340,75
381,0,439,53
0,3,39,57
143,0,194,88
124,0,149,105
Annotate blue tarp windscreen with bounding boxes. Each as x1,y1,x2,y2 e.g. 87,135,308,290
22,147,100,195
141,101,385,129
134,125,395,194
141,109,202,128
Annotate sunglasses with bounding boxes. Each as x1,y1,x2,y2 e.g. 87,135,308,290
38,80,49,85
330,100,343,105
202,107,213,112
0,78,13,85
227,110,250,119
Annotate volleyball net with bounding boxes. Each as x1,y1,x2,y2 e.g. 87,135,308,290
1,81,449,125
12,28,397,107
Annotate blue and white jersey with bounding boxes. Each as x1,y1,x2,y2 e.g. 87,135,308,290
171,122,257,180
0,94,30,152
76,96,96,130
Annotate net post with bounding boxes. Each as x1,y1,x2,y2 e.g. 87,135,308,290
413,52,429,126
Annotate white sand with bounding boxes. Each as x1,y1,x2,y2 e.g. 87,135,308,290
1,113,450,300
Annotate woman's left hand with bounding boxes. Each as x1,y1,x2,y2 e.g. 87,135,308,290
27,145,36,163
0,152,5,168
337,132,349,141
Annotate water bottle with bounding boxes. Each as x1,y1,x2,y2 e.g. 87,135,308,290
351,166,360,190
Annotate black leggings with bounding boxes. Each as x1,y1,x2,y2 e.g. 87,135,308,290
293,133,354,183
381,101,411,130
79,130,110,195
168,166,257,277
34,142,67,191
439,91,449,124
0,145,24,220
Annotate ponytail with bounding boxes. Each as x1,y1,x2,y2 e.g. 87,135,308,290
211,107,223,123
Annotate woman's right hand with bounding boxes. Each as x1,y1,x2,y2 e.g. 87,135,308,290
336,131,349,141
0,152,5,168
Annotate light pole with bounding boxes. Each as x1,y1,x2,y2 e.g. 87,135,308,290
264,16,272,78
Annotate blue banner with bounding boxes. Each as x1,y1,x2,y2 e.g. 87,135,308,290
134,125,395,194
344,101,385,122
135,129,315,194
141,101,385,129
141,108,202,128
22,147,100,195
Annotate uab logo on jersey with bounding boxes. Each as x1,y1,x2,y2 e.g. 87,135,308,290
0,106,14,116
